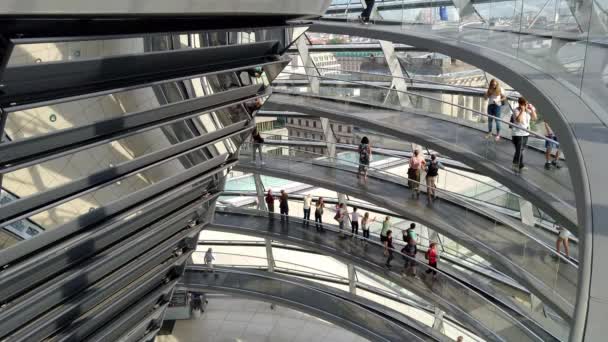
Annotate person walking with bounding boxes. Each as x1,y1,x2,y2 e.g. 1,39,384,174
314,197,325,231
408,149,426,198
556,225,571,259
425,243,439,278
425,154,443,204
251,127,264,164
380,216,391,243
511,97,537,171
361,212,374,242
403,223,417,243
544,122,561,170
279,190,289,221
303,193,312,226
384,230,394,268
484,79,506,141
358,137,371,183
402,239,418,277
265,189,275,218
359,0,376,25
351,207,360,237
204,248,215,272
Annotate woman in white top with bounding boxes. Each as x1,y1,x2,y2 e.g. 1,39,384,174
556,225,571,258
511,97,537,171
360,212,375,240
484,79,506,141
303,194,312,226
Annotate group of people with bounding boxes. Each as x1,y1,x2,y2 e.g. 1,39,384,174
358,136,444,205
484,79,561,172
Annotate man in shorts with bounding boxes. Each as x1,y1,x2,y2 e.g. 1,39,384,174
544,122,561,170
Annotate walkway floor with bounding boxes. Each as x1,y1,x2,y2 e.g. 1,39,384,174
235,156,578,320
208,210,556,342
265,92,577,231
182,267,443,342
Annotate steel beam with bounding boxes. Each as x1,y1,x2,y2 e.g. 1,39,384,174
0,214,202,335
0,84,266,171
7,246,191,341
0,41,280,107
265,238,275,272
0,122,251,228
254,173,268,212
0,155,235,268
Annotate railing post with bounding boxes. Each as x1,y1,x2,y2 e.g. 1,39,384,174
265,238,275,273
347,263,357,295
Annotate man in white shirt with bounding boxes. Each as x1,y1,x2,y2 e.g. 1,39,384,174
351,207,360,236
303,194,312,226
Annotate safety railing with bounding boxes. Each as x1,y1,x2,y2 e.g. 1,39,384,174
257,132,522,212
191,248,488,340
321,0,608,127
239,142,578,316
212,203,558,341
274,69,558,147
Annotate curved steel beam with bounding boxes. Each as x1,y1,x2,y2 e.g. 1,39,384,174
181,267,447,342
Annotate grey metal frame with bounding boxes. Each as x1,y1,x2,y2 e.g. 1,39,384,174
0,40,281,107
6,245,192,341
0,84,266,171
307,21,604,341
0,122,252,228
0,155,235,268
0,211,205,336
181,267,446,342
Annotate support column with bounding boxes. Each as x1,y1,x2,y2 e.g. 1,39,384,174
451,0,485,23
253,173,268,212
265,238,275,272
347,263,357,295
0,109,7,190
297,36,337,159
378,40,410,107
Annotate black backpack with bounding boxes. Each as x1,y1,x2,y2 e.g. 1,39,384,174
427,160,439,177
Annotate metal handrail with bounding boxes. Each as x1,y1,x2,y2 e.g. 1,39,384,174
258,132,516,201
284,64,519,98
213,204,546,341
275,70,558,145
241,142,577,268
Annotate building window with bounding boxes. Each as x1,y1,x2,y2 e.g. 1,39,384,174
298,119,302,126
290,118,294,124
313,121,317,128
297,131,300,137
305,120,309,127
347,126,352,133
338,125,342,132
312,134,316,140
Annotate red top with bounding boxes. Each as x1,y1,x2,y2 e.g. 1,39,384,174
265,194,274,204
427,248,437,264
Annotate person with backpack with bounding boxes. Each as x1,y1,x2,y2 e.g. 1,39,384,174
425,243,439,278
425,154,444,204
251,127,264,165
265,189,275,218
511,97,537,171
358,137,372,183
279,190,289,221
314,197,325,231
403,223,417,243
335,203,348,234
408,149,426,198
484,79,506,142
384,230,394,268
402,239,418,277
